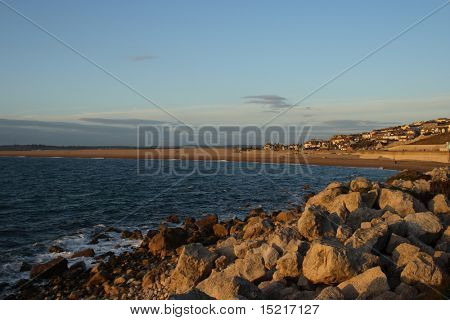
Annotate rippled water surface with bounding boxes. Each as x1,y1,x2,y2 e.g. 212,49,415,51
0,157,395,287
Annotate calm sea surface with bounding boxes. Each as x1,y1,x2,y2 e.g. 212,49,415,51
0,157,395,288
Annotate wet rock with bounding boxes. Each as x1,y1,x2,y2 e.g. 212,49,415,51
148,227,189,256
302,240,356,285
195,214,218,233
86,270,110,287
169,243,216,294
404,212,443,244
71,248,95,258
345,222,389,252
315,286,344,300
30,257,68,279
297,206,335,241
337,267,389,299
121,230,143,240
212,224,228,238
378,189,426,217
196,269,262,300
19,262,32,272
428,194,449,214
48,245,64,253
166,215,180,224
400,252,445,291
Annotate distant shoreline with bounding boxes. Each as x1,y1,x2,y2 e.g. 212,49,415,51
0,148,447,171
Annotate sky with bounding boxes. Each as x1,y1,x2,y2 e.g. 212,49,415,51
0,0,449,145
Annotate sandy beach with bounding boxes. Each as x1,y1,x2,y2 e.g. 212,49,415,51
0,148,447,171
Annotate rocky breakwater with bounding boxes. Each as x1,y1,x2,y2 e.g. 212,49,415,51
9,167,450,300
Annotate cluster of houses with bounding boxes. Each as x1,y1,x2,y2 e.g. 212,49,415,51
263,118,450,152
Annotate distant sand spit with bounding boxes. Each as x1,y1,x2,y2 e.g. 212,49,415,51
0,148,447,171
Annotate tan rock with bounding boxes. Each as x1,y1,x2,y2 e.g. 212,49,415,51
196,269,261,299
337,267,389,299
378,189,426,217
297,206,335,241
404,212,443,244
392,243,420,268
302,240,356,284
169,243,216,294
274,252,301,279
400,252,445,291
428,194,450,214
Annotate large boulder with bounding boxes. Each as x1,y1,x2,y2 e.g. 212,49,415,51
148,227,189,256
30,257,68,279
71,248,95,258
268,226,302,253
350,177,372,192
404,212,443,245
400,252,446,291
334,192,364,215
234,252,266,282
428,194,450,215
302,240,357,284
378,189,426,217
196,269,262,299
297,206,335,241
337,266,390,299
195,214,218,233
274,252,302,279
391,179,431,195
215,237,237,262
305,185,345,212
345,222,389,252
243,217,273,240
392,243,420,268
169,243,217,294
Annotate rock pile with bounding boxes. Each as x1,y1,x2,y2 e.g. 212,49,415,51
9,168,449,300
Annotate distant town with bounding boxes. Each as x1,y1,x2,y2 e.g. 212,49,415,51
263,117,450,152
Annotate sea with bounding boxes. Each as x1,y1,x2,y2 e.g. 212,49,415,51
0,157,396,291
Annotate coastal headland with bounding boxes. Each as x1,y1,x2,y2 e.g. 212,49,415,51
0,147,448,171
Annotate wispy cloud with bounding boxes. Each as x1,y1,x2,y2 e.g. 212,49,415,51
242,95,290,109
79,118,172,126
129,55,156,61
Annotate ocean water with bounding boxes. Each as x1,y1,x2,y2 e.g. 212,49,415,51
0,157,395,288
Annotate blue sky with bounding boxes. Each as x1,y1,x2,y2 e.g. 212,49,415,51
0,0,449,144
